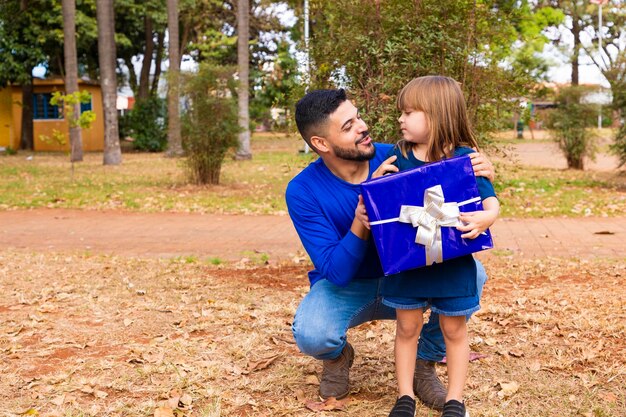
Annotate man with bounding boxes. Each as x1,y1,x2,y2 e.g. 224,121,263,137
286,89,493,410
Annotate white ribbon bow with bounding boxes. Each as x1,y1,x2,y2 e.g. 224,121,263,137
398,185,462,265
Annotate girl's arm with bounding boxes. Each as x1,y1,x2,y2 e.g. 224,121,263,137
456,197,499,239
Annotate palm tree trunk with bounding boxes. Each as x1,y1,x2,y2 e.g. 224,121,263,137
235,0,251,160
97,0,121,165
138,15,154,101
20,75,34,150
62,0,83,162
166,0,183,157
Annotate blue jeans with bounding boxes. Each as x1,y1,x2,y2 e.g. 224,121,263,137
292,260,487,362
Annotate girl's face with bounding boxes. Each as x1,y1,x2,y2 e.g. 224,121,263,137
398,109,429,144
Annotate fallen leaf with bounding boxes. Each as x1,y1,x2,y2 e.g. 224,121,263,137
508,349,524,358
599,392,617,403
593,230,614,235
123,318,133,327
305,397,351,412
94,390,108,398
154,406,175,417
485,337,497,346
305,374,319,385
497,381,519,398
246,354,280,373
18,409,38,416
180,393,193,406
51,394,66,406
294,389,306,403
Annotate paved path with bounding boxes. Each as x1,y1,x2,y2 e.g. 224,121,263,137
0,209,624,261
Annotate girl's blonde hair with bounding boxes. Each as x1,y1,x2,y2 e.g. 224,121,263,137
396,75,479,162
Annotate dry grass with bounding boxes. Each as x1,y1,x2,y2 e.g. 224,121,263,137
1,251,624,416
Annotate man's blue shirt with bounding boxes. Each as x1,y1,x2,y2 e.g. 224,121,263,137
285,143,392,287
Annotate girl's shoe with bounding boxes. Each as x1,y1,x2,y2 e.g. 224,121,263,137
388,395,416,417
441,399,469,417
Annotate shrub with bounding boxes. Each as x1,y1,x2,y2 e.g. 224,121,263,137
181,64,240,185
547,86,597,170
610,123,626,168
124,97,167,152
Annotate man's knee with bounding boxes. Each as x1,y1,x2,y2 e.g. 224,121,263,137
292,317,344,358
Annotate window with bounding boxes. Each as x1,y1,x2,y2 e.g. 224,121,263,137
80,98,92,114
33,93,63,120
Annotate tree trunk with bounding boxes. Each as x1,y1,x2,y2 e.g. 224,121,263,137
571,10,580,86
166,0,182,157
235,0,251,160
20,77,34,150
97,0,121,165
138,15,154,101
123,55,138,94
151,30,165,96
567,155,584,170
62,0,83,162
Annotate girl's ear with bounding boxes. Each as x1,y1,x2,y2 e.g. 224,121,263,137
310,135,329,153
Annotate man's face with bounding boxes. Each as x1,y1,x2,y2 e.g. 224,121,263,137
324,100,375,161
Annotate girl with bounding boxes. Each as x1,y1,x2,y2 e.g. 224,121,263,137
365,76,499,417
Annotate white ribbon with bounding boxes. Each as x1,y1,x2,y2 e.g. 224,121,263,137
369,185,481,266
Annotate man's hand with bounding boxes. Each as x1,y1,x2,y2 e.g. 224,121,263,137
372,155,399,179
469,152,495,182
354,195,370,230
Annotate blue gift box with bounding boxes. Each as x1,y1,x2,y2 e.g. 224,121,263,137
361,155,493,275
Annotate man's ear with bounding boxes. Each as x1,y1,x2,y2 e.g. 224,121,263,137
310,135,329,153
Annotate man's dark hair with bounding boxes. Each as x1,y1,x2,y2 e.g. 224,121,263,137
295,89,347,148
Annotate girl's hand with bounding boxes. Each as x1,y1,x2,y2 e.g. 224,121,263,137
457,209,498,239
355,195,371,230
372,155,399,179
469,152,495,182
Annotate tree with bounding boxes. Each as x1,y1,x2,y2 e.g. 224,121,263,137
235,0,252,159
96,0,122,165
548,86,598,169
0,0,51,150
181,64,240,184
306,0,538,143
62,0,83,162
166,0,183,156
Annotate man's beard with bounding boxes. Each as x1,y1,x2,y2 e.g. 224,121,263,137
331,135,376,162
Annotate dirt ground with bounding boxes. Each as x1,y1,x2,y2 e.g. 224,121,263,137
1,253,624,417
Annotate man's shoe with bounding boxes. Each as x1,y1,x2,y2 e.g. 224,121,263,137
388,395,416,417
413,358,446,411
319,342,354,399
441,399,469,417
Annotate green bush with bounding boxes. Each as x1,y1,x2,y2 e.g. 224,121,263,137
610,123,626,168
547,86,597,170
123,97,167,152
181,64,240,185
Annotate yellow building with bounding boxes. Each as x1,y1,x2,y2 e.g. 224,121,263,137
0,77,104,151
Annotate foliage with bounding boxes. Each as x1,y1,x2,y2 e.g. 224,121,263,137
186,1,301,131
250,40,304,130
547,86,597,169
0,0,49,86
181,64,240,184
610,123,626,168
38,91,96,148
306,0,554,144
123,97,168,152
